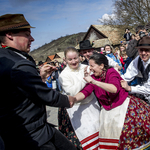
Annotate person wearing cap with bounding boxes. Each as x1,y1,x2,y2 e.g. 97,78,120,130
78,40,122,72
0,14,77,150
124,25,149,88
121,36,150,105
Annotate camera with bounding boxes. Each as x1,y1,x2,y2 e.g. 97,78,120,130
125,28,129,32
139,31,146,38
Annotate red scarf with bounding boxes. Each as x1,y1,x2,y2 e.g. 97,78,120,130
100,70,106,82
1,44,9,49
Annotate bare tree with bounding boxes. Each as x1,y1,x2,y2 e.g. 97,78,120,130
99,0,150,32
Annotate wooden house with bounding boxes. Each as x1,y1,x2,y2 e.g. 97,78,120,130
45,55,55,63
46,52,64,64
52,52,64,63
55,52,64,60
76,25,124,51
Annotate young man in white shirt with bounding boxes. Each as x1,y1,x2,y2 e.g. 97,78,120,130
121,36,150,105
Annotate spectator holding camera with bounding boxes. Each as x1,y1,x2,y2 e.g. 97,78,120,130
126,25,148,60
124,28,132,42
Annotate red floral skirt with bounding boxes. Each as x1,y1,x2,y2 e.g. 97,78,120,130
117,95,150,149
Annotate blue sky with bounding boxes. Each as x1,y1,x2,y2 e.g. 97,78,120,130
0,0,114,51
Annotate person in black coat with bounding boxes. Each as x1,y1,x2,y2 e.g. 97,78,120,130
124,28,132,41
126,25,148,60
0,14,77,150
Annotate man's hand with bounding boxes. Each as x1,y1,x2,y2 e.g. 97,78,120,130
40,64,57,82
68,95,77,108
120,80,131,92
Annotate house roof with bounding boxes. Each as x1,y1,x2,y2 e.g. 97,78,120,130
51,52,64,63
47,55,55,61
82,25,123,47
55,52,64,59
92,38,112,48
75,38,112,49
51,58,63,63
45,52,64,64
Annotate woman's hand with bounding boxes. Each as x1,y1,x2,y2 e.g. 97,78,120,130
83,75,93,83
120,80,131,92
83,66,94,83
84,66,91,77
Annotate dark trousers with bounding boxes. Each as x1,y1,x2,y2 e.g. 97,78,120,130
0,136,5,150
40,128,77,150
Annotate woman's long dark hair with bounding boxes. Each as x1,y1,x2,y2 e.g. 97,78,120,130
89,53,109,70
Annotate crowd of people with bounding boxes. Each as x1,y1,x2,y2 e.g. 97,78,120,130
0,13,150,150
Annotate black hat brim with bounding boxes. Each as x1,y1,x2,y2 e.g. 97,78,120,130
78,47,93,52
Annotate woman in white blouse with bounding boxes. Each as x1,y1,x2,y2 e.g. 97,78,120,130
58,47,100,150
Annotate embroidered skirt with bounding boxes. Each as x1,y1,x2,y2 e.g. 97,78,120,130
98,95,150,150
118,95,150,149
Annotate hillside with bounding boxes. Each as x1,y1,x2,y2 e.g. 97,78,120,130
29,32,86,62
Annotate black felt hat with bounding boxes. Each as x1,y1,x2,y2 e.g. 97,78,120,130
78,40,93,52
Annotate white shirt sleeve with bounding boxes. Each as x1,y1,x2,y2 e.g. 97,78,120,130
122,56,150,95
131,81,150,95
106,55,117,67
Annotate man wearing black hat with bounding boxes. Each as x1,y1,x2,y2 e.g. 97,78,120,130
78,40,121,71
121,36,150,105
0,14,77,150
78,40,94,65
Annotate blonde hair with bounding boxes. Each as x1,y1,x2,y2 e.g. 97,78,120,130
112,47,119,54
119,44,126,50
64,47,79,58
